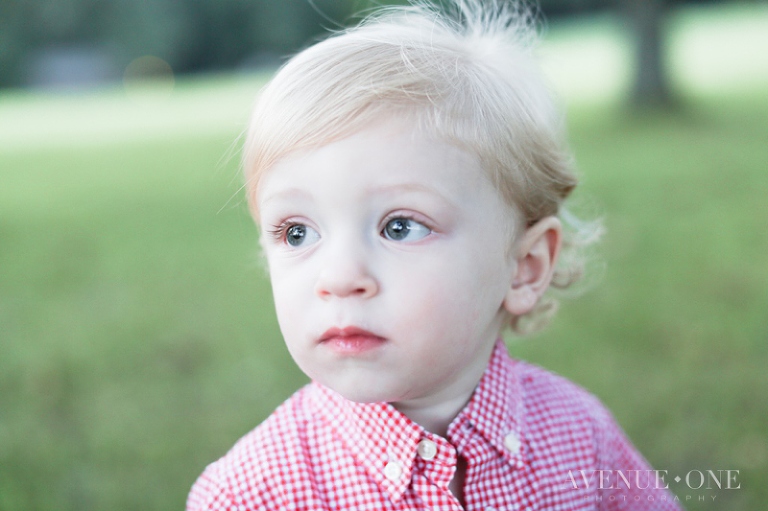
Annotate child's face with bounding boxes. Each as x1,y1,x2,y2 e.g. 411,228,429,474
257,117,521,406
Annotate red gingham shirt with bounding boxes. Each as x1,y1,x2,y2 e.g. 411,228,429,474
187,341,682,510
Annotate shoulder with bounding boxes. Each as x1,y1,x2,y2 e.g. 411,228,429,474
512,359,652,470
514,359,611,424
186,386,318,511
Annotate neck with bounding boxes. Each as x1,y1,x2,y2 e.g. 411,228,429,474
392,341,496,437
393,389,475,437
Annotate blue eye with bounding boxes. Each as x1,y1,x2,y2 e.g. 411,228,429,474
382,217,430,242
285,224,320,247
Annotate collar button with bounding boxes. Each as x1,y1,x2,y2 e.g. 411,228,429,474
416,439,437,460
383,461,403,481
504,431,521,454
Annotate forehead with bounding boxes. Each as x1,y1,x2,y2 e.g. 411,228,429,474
257,118,491,207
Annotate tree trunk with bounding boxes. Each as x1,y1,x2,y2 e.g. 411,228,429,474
623,0,673,107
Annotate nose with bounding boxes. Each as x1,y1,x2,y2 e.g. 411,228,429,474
314,249,379,300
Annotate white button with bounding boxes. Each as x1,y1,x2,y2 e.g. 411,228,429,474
504,432,521,454
384,461,402,481
417,439,437,460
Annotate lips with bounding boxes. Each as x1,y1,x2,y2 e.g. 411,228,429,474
318,326,387,354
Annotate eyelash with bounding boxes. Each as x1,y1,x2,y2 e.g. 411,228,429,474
381,212,432,231
267,220,295,243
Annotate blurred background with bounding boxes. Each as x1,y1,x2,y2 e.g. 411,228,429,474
1,0,766,510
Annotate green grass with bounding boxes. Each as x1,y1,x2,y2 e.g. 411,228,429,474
2,4,767,510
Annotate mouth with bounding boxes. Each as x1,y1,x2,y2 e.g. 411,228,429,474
318,326,387,355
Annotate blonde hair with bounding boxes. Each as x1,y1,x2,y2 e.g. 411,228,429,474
243,0,602,333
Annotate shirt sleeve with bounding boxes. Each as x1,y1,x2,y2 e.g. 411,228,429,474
592,405,684,511
186,462,271,511
186,465,236,511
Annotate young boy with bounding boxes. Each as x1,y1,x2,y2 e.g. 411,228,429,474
187,1,682,509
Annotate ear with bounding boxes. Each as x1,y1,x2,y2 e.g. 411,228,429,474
503,216,562,317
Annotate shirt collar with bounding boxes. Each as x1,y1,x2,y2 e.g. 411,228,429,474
448,339,526,470
308,384,423,502
307,339,525,503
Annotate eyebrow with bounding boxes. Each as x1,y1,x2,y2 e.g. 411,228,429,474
261,182,457,208
259,187,313,207
371,182,458,208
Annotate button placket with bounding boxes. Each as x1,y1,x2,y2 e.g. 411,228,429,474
415,436,458,492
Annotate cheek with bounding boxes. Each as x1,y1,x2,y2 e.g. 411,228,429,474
399,252,508,322
396,262,485,322
268,264,310,326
